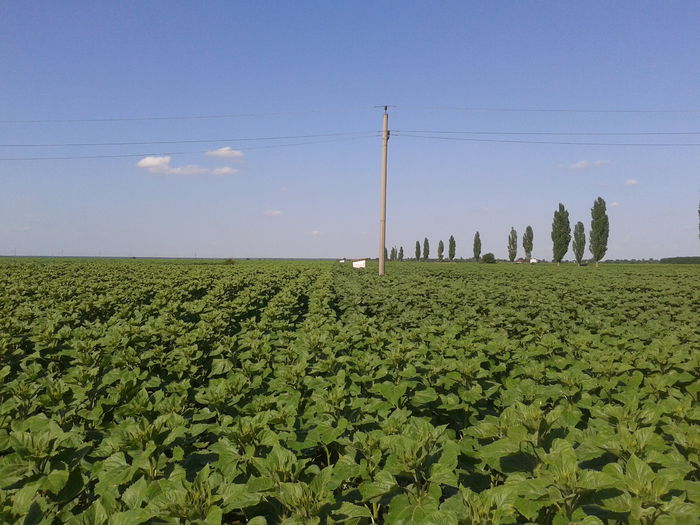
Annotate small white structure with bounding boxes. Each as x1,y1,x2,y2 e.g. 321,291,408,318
339,258,347,263
352,258,368,269
530,258,539,264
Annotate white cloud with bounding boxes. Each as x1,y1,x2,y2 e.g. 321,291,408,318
212,167,238,176
568,160,610,170
205,147,244,159
310,230,321,236
264,210,283,216
625,179,639,185
136,156,171,171
610,201,621,207
136,156,237,176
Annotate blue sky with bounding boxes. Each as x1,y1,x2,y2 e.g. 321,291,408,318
1,1,698,259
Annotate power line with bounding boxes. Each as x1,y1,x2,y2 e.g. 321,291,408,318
395,129,700,136
393,133,700,147
404,105,700,114
4,104,700,124
0,131,376,148
0,135,378,161
0,107,375,124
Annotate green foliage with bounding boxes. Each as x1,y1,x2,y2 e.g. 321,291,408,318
473,231,481,262
523,225,534,259
437,240,445,262
590,197,609,265
482,252,496,263
448,235,456,261
398,247,404,262
508,227,517,262
0,259,698,523
552,203,572,264
423,238,430,261
415,241,421,261
573,221,586,265
390,247,397,262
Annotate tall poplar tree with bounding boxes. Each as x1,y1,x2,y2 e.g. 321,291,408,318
398,246,404,261
415,241,421,261
523,225,534,259
384,247,388,262
423,238,430,261
572,221,586,265
473,231,481,262
448,235,456,261
508,227,517,262
551,203,571,265
437,240,444,261
390,246,397,261
589,197,609,267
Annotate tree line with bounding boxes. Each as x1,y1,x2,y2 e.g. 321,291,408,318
387,197,609,265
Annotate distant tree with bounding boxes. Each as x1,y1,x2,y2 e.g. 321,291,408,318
398,246,404,261
448,235,456,261
482,252,496,264
572,221,586,265
423,238,430,261
437,240,444,261
384,247,388,261
473,232,481,262
508,227,517,262
523,225,534,259
551,203,571,265
589,197,609,267
415,241,421,261
390,246,397,261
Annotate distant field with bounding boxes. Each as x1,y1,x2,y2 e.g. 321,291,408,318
1,259,698,524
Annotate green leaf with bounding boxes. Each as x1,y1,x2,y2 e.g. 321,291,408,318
108,509,154,525
220,483,262,510
334,502,372,519
358,470,397,501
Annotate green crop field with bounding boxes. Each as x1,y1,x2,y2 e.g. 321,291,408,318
0,259,698,524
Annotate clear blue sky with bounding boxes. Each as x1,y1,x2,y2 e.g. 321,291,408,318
1,1,698,259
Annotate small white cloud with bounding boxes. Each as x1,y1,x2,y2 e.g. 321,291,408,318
137,156,171,171
136,156,222,176
625,179,639,185
212,167,238,176
568,160,610,170
264,210,283,216
610,201,621,207
205,147,244,159
310,230,321,236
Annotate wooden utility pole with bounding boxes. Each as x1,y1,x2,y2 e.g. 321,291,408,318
378,106,390,275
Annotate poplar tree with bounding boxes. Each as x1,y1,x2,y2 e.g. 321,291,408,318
415,241,421,261
523,225,534,259
508,227,517,262
384,247,388,261
589,197,609,267
448,235,456,261
573,221,586,265
437,240,445,261
473,232,481,262
423,238,430,261
390,246,397,261
398,246,404,261
551,203,571,265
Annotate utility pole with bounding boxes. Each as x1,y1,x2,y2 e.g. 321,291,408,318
378,106,390,276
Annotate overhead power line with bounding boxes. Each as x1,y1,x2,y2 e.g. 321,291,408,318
0,131,376,148
406,105,700,114
394,129,700,136
393,133,700,147
0,107,375,124
0,135,377,161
